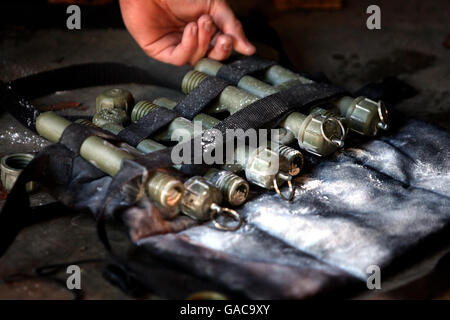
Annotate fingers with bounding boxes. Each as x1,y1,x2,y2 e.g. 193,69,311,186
190,14,217,65
211,0,256,56
152,22,199,66
207,33,233,61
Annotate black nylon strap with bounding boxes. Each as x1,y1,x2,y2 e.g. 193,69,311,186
0,144,75,257
59,123,121,154
216,56,276,85
215,82,344,133
0,82,41,131
173,76,229,119
0,62,180,131
136,81,345,169
119,76,229,145
118,106,179,146
8,63,159,99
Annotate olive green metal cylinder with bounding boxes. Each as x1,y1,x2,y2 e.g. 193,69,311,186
79,135,134,177
147,171,184,209
310,106,341,119
280,112,344,156
334,96,388,136
244,146,292,190
131,100,160,122
35,111,72,143
181,70,209,94
193,113,221,128
153,97,177,109
96,88,134,113
194,58,222,76
1,153,36,192
264,65,314,86
275,145,304,176
36,112,132,177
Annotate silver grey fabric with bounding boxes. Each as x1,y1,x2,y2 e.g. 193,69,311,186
137,120,450,298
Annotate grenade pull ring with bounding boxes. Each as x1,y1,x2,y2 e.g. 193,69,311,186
273,172,295,202
377,100,389,130
210,204,243,231
320,117,347,148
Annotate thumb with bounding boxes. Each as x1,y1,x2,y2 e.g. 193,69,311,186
211,0,256,55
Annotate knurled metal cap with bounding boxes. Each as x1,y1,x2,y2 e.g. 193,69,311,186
1,153,36,193
95,88,135,113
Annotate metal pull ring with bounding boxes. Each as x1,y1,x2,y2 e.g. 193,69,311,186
210,204,243,231
321,117,347,148
273,175,295,202
377,100,389,130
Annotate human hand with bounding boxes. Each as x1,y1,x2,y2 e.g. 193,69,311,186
119,0,256,66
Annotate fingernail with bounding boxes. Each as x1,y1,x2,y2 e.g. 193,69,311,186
246,41,256,52
191,25,198,36
222,41,231,51
204,20,212,32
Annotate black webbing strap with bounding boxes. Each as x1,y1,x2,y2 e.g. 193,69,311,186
0,62,171,131
9,63,160,99
118,106,179,146
117,76,229,144
136,81,345,170
0,144,75,256
173,76,229,120
0,82,41,131
215,82,344,132
216,56,276,85
60,123,121,154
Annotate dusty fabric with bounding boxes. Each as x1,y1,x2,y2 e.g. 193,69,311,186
136,119,450,298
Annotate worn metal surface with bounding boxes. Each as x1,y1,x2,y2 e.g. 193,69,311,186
1,0,449,299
